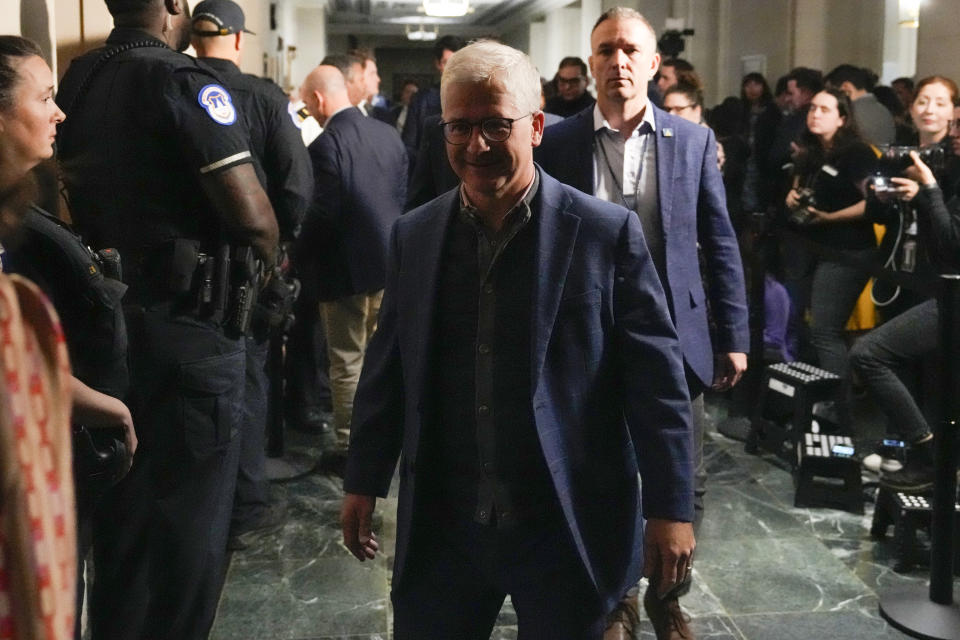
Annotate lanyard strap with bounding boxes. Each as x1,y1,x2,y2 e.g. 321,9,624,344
594,125,650,210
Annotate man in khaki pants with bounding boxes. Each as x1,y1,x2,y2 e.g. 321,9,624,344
320,290,382,443
298,64,408,455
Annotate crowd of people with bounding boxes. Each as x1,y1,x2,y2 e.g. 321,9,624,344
0,2,958,639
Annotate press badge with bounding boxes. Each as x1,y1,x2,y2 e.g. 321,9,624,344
198,84,237,125
821,164,838,177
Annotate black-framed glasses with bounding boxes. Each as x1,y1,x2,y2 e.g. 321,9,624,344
556,76,585,87
665,103,695,114
439,113,534,145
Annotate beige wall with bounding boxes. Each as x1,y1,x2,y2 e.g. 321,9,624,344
53,0,266,79
823,0,884,73
0,0,21,34
55,0,111,77
12,0,954,107
234,0,268,75
717,0,793,102
5,0,58,74
916,0,960,82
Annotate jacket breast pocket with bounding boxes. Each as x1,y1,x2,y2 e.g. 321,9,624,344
178,349,245,460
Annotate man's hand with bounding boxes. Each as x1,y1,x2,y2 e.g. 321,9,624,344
712,352,747,391
341,493,379,561
643,518,695,597
785,188,801,209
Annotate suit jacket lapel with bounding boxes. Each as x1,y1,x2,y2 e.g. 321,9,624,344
655,106,677,236
405,190,458,413
574,112,598,195
531,171,581,390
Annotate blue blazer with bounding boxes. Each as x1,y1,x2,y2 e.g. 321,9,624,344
297,107,408,300
343,169,695,611
535,105,749,388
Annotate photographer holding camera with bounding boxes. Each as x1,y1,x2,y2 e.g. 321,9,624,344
850,147,960,490
867,77,960,320
785,87,878,426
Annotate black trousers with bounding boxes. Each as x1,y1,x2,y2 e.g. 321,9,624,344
90,302,244,640
231,336,270,530
392,510,606,640
284,288,332,419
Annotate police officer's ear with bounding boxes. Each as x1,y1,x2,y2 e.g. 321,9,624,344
164,0,184,17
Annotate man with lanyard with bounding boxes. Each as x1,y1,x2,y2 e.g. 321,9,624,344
536,7,748,639
56,0,279,636
190,0,314,550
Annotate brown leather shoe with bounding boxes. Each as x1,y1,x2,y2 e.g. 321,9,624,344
603,592,640,640
643,585,694,640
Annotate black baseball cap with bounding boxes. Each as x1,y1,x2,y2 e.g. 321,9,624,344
192,0,255,36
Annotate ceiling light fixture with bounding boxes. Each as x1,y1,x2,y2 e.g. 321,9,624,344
406,24,439,41
422,0,469,18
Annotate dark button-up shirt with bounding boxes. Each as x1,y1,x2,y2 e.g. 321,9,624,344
430,171,559,528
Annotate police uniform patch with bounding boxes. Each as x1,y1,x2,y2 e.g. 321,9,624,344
198,84,237,125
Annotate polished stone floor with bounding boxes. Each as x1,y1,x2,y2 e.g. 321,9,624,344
209,396,959,640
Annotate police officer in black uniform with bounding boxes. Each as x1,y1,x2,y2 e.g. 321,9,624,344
190,0,313,549
56,0,279,636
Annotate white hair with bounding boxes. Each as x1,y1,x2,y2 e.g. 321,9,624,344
441,40,541,115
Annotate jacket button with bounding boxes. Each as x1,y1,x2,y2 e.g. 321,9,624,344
478,404,489,416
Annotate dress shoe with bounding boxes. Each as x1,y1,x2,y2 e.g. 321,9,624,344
290,408,332,435
881,436,935,491
643,585,694,640
603,592,640,640
227,501,288,551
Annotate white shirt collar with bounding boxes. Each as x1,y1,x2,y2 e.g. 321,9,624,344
593,101,657,137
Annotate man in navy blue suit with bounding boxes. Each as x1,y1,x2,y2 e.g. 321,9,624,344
297,64,407,454
535,8,749,638
341,40,695,639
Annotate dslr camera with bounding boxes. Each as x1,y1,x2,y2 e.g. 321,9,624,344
789,187,818,225
877,143,945,176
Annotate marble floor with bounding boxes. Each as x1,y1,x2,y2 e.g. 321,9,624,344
209,397,960,640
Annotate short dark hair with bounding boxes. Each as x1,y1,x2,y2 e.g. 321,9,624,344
592,7,656,41
661,57,694,73
664,81,703,109
892,77,915,91
557,56,588,79
104,0,155,18
787,67,823,95
433,35,465,61
0,35,42,112
321,53,363,81
871,85,905,118
774,74,790,97
825,64,871,91
348,47,375,64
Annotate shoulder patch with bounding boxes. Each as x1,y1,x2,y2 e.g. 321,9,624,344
198,84,237,125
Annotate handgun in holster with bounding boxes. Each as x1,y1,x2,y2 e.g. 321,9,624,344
224,245,262,338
